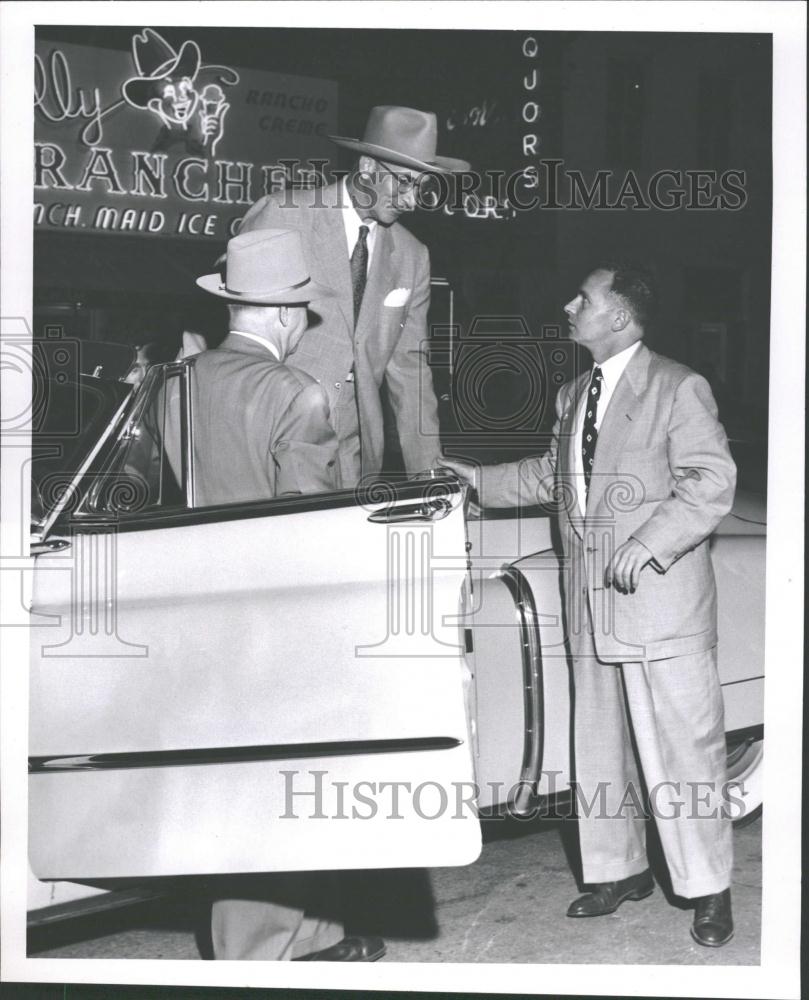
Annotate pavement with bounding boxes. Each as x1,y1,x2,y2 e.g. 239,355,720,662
28,813,760,965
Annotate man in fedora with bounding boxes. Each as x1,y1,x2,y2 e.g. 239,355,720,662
195,228,385,961
193,227,340,504
238,105,470,487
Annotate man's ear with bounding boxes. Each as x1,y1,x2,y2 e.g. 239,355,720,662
612,308,631,332
358,155,376,177
278,305,289,328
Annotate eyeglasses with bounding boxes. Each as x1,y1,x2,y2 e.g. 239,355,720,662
374,160,439,200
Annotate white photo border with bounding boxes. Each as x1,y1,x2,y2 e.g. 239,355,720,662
1,2,804,996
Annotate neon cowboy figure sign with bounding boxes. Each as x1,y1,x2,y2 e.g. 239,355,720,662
33,27,338,238
34,27,239,156
122,29,237,157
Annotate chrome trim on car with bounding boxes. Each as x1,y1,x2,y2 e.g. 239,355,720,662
725,723,764,745
182,358,196,508
29,735,462,773
27,886,166,929
496,567,544,815
29,537,71,556
367,496,455,523
61,476,464,534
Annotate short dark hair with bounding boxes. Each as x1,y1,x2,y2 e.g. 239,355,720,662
597,260,658,328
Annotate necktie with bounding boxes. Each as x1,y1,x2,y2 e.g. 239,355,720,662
350,224,369,325
581,366,603,499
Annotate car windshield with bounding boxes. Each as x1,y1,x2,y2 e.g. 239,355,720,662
31,376,132,527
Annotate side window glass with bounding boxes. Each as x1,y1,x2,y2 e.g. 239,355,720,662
86,363,189,515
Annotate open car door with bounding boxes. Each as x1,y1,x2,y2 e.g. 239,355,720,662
29,361,481,879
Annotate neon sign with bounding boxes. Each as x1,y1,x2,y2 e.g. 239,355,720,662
35,29,238,154
33,29,337,239
520,35,541,192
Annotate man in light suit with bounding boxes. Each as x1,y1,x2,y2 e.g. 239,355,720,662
238,105,469,486
193,227,340,504
445,262,737,947
195,228,384,962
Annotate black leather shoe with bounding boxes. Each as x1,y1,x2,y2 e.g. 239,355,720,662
690,889,733,947
294,935,386,962
567,869,654,917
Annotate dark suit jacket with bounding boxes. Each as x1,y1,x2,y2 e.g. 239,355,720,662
477,344,737,662
238,182,442,482
190,334,339,506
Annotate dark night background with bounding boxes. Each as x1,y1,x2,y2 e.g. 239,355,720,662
34,26,772,490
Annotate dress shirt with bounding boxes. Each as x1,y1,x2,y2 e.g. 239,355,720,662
230,330,281,360
574,340,642,515
341,177,377,268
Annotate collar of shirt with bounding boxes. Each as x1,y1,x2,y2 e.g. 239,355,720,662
230,330,281,360
595,339,642,402
341,176,377,264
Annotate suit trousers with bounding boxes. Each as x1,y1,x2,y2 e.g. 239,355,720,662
211,874,344,960
571,612,733,898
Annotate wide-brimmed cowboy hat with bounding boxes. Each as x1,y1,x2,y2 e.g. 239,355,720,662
197,229,333,305
329,105,470,174
122,28,201,109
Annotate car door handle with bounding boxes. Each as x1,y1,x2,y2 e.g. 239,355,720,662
30,537,71,555
368,498,454,524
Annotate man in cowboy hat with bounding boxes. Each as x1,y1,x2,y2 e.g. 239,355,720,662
196,228,385,961
238,105,470,487
192,227,340,504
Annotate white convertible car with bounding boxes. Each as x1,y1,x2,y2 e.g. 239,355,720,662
27,348,765,922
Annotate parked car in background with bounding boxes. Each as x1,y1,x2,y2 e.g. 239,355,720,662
27,344,764,922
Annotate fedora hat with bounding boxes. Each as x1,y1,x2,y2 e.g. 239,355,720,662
329,105,470,174
197,229,333,305
123,28,201,109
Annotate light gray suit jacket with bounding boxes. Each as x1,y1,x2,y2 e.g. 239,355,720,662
477,343,737,662
238,182,442,483
190,334,339,505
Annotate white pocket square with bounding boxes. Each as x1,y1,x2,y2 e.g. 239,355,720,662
383,287,411,307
